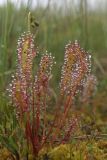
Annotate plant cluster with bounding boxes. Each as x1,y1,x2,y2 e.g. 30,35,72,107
6,26,97,159
0,12,99,159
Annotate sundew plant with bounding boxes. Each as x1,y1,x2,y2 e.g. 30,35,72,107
7,12,97,159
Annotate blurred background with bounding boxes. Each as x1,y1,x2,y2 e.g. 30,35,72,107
0,0,107,116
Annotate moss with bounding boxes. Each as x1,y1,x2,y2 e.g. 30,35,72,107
0,148,15,160
38,142,106,160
